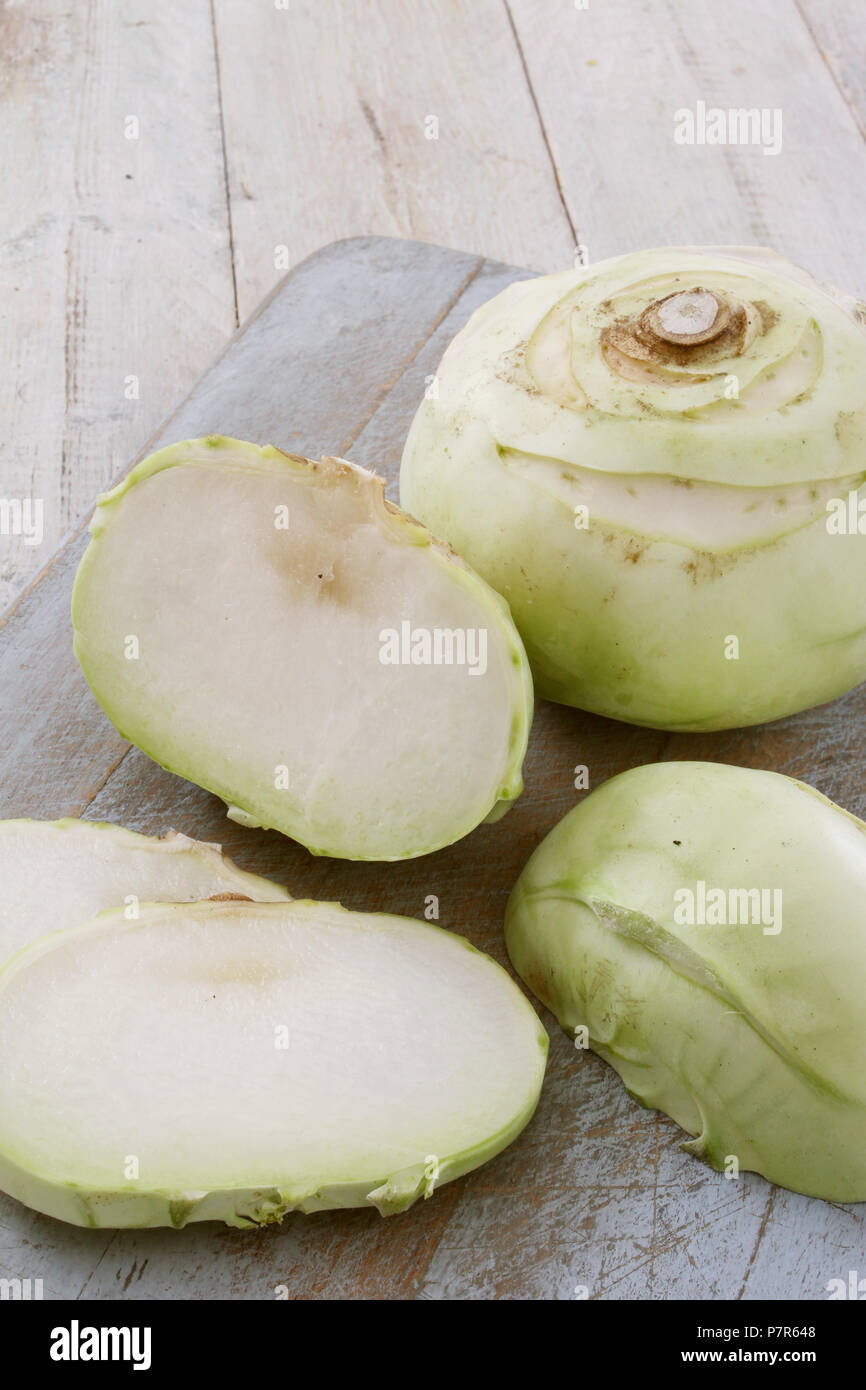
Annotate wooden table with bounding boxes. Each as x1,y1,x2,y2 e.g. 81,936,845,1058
2,0,864,608
2,234,865,1300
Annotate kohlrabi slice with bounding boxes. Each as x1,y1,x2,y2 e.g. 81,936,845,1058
0,818,288,967
72,438,532,861
506,761,866,1202
401,246,866,731
0,899,547,1228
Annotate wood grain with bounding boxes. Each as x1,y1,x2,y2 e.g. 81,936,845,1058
798,0,866,140
4,0,865,610
210,0,576,317
1,235,864,1301
507,0,866,292
0,0,235,611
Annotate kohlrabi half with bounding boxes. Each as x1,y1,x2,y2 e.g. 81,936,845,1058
505,761,866,1201
72,438,532,861
0,818,288,968
0,899,547,1228
401,247,866,731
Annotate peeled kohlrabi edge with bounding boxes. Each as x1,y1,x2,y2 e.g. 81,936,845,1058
401,246,866,731
505,761,866,1201
0,818,288,968
72,438,533,861
0,899,548,1228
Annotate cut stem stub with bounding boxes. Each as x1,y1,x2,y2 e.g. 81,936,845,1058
643,288,730,346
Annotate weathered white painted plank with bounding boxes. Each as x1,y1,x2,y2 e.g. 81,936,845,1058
0,0,235,609
211,0,576,317
798,0,866,139
508,0,866,293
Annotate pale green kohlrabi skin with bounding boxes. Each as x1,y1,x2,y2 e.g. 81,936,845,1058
0,817,288,968
0,899,548,1228
400,247,866,731
72,438,533,862
505,761,866,1201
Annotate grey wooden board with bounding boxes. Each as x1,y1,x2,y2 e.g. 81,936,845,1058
1,236,864,1301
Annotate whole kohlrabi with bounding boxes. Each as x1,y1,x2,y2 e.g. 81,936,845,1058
401,247,866,731
505,761,866,1201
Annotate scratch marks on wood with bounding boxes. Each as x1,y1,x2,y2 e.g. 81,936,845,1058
62,217,89,524
209,0,240,330
75,1229,119,1301
120,1257,149,1292
737,1186,778,1300
359,97,387,154
502,0,580,249
79,741,135,819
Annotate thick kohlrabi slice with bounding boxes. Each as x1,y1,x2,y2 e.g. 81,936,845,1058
0,818,288,967
506,761,866,1201
0,900,547,1228
72,438,532,861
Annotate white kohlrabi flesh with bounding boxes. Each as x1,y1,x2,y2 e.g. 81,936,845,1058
505,761,866,1201
401,246,866,731
0,900,548,1228
0,818,288,967
72,438,532,861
